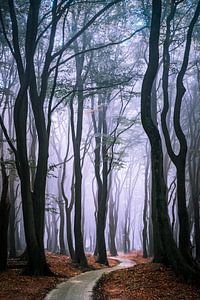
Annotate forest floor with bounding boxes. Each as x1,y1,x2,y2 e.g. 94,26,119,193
93,251,200,299
1,251,200,299
0,252,118,300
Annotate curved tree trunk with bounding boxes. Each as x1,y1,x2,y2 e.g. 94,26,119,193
9,0,51,275
141,0,197,279
161,0,200,265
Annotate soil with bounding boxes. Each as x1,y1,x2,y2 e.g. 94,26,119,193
0,252,118,300
1,251,200,300
93,251,200,300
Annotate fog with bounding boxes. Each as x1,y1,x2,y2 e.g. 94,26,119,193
0,0,200,276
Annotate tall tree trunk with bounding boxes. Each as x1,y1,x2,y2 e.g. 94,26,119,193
51,130,66,254
188,139,200,261
14,86,46,275
161,0,200,265
28,87,52,274
66,208,75,260
91,97,103,259
91,95,109,265
70,86,88,267
108,174,119,256
8,99,17,258
97,100,109,265
143,149,149,258
108,194,118,256
141,0,197,279
0,159,10,271
9,0,52,275
58,197,66,255
61,151,75,260
9,170,16,258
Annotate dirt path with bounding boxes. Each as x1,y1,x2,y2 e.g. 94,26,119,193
44,257,135,300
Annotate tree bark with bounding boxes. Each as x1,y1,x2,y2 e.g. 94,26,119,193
9,0,52,275
60,140,75,260
0,159,10,271
9,170,16,258
161,0,200,265
91,95,109,265
70,83,88,267
108,189,118,256
141,0,197,279
143,149,149,258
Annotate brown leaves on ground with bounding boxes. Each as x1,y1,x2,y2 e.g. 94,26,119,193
2,251,200,299
0,252,118,300
93,252,200,300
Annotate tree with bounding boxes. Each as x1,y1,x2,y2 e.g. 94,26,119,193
0,0,123,273
142,143,150,258
50,123,68,255
161,0,200,265
108,172,119,256
141,0,197,279
186,66,200,261
0,159,10,271
0,41,18,260
60,122,75,259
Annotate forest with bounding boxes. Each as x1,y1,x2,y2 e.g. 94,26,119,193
0,0,200,297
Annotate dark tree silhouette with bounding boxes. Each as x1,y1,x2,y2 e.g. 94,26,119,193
141,0,198,279
0,159,10,271
161,0,200,265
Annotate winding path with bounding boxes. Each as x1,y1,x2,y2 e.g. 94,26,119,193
44,257,135,300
